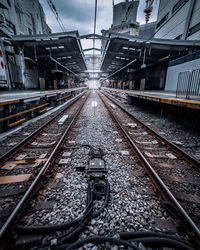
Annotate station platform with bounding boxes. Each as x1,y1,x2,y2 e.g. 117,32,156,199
0,87,86,106
0,87,87,132
103,88,200,111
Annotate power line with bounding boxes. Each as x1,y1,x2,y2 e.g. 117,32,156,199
93,0,98,78
46,0,66,32
93,0,98,37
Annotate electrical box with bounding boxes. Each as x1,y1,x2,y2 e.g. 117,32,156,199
87,158,106,178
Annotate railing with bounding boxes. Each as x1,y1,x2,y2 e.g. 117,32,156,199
176,69,200,99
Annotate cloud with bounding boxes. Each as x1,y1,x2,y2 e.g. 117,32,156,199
39,0,159,48
50,0,96,23
39,0,106,34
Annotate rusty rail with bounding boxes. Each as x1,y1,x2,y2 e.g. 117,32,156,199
103,91,200,169
0,91,86,165
99,92,200,249
0,92,89,242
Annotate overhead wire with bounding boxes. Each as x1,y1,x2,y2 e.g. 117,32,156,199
92,0,98,79
46,0,66,32
45,0,87,82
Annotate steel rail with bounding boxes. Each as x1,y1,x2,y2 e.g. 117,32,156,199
0,93,89,242
0,91,86,165
102,91,200,169
99,92,200,249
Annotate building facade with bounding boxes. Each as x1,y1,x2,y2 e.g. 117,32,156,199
0,0,51,37
154,0,200,40
154,0,200,94
110,0,139,36
0,0,51,90
139,21,156,39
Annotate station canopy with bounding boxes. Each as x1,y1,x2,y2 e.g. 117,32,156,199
13,31,87,77
100,32,200,78
12,31,200,81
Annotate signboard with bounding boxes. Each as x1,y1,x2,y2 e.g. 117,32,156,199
0,45,6,83
134,28,139,37
92,101,98,107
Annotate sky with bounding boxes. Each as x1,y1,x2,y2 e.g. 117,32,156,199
39,0,159,50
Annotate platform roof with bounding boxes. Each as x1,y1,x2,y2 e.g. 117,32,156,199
100,32,200,77
13,31,87,76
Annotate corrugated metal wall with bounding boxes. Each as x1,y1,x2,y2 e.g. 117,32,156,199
154,0,200,40
155,0,190,39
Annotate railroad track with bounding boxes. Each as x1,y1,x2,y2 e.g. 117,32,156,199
100,91,200,248
0,92,85,158
0,90,198,249
0,92,89,245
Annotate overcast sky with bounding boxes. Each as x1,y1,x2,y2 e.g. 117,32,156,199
39,0,159,49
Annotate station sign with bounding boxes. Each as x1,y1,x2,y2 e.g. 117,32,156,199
0,45,6,83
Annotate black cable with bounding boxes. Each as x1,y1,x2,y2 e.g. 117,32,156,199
15,146,110,249
15,180,109,234
89,146,103,159
57,180,109,244
92,180,110,217
64,236,140,250
119,231,193,247
130,237,194,250
15,183,92,233
92,181,106,199
16,218,80,233
58,206,93,244
17,183,92,232
55,183,94,244
56,235,194,250
37,183,94,249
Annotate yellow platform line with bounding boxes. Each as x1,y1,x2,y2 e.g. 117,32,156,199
39,108,47,113
0,87,87,106
9,118,26,128
56,94,71,102
105,88,200,110
0,103,49,122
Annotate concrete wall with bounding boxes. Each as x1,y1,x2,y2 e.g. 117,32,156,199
139,22,156,39
113,1,139,27
0,0,18,35
165,58,200,91
0,0,50,36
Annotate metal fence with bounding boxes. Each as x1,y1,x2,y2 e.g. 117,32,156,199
176,69,200,99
